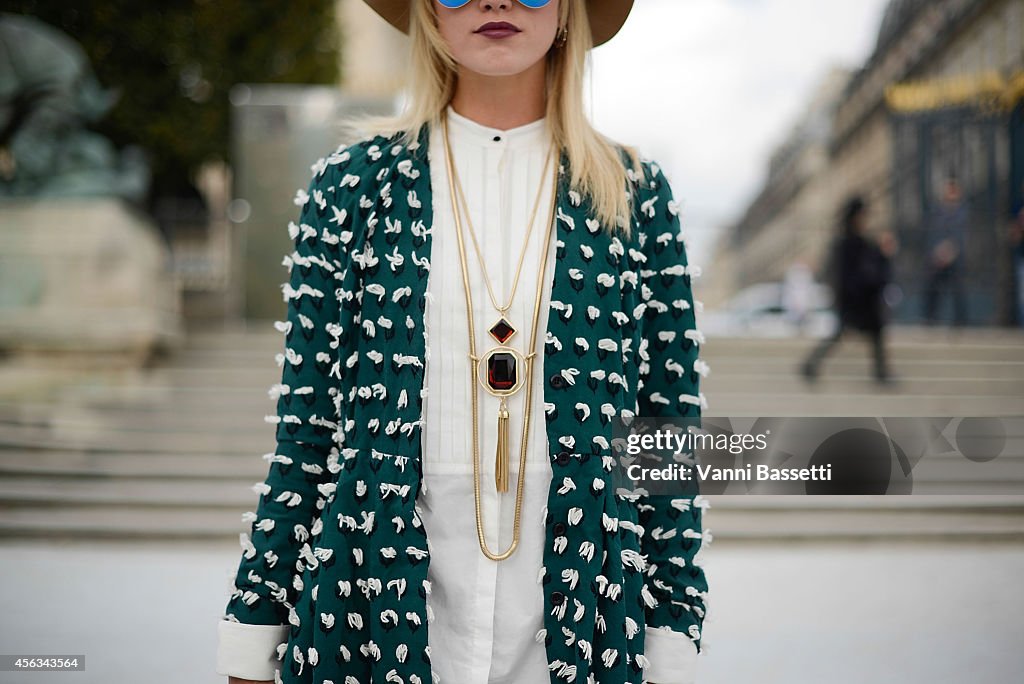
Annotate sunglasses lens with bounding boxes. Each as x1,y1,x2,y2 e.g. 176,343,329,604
438,0,552,7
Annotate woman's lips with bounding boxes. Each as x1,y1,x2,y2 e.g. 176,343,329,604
478,28,518,38
475,22,520,39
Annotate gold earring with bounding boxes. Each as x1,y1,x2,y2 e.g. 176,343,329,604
555,26,567,47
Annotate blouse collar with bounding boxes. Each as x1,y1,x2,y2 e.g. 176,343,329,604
444,104,550,151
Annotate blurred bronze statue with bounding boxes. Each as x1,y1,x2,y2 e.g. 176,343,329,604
0,12,148,201
801,195,898,386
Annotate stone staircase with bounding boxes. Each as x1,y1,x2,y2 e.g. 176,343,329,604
0,324,1022,542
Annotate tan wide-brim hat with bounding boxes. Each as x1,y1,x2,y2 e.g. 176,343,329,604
362,0,634,47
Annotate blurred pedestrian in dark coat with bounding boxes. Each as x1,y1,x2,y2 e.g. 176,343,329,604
801,195,897,385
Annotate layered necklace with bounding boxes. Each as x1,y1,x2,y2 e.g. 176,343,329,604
440,107,559,560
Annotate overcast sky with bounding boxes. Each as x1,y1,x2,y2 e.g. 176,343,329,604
586,0,892,271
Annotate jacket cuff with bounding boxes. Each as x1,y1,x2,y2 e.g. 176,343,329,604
216,619,289,680
644,625,698,684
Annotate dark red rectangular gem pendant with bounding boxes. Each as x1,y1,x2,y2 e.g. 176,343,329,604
488,318,516,344
487,352,518,391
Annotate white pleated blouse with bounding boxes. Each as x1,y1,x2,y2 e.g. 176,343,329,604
419,105,559,684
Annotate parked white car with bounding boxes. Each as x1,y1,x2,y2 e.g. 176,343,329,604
698,281,838,338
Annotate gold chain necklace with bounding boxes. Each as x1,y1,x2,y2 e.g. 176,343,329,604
445,114,555,494
443,108,554,494
451,129,554,325
440,108,559,560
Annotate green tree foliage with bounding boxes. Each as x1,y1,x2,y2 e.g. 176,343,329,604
6,0,339,201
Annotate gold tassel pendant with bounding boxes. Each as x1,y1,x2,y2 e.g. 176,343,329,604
495,399,510,492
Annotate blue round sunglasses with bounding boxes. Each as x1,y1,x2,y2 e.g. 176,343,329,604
438,0,551,7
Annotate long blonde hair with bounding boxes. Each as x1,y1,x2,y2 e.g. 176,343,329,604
340,0,645,239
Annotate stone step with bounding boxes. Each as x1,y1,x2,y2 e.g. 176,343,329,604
0,448,1019,484
0,470,1020,507
705,393,1024,416
0,506,249,540
705,359,1024,380
0,477,261,508
0,400,275,432
0,450,273,479
1,496,1021,541
702,374,1024,395
703,335,1024,361
703,494,1024,541
706,494,1024,511
704,509,1024,541
10,361,1017,397
0,423,273,455
1,379,1019,441
5,376,1016,423
50,354,1024,384
181,328,1024,359
1,325,1021,541
702,344,1024,363
178,342,1024,367
0,404,275,432
2,361,1020,419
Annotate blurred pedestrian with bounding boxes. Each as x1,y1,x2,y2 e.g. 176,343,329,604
922,174,968,326
801,195,896,385
1010,182,1024,327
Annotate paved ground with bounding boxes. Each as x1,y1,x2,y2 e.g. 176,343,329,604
695,539,1024,684
0,539,1021,684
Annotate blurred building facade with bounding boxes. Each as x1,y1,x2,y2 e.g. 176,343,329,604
704,66,852,309
718,0,1024,325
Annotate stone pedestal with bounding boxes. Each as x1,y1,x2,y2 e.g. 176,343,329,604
0,198,184,360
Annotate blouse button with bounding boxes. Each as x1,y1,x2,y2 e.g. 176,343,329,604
493,135,501,141
555,451,570,466
549,373,565,388
550,591,565,606
553,522,567,536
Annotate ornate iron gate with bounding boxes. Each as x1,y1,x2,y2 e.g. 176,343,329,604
887,71,1020,325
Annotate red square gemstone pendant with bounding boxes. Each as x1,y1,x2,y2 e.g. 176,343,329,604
486,351,518,391
488,318,516,344
477,346,527,397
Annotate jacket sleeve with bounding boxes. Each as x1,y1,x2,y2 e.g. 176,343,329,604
218,152,357,678
632,160,711,660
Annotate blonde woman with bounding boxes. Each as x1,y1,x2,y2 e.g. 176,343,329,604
216,1,710,683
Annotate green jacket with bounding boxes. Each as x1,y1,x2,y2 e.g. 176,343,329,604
222,121,708,684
